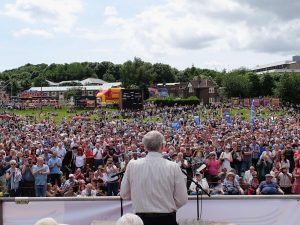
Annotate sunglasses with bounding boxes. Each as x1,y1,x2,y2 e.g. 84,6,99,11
10,163,16,166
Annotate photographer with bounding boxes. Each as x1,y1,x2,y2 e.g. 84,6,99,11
20,157,35,196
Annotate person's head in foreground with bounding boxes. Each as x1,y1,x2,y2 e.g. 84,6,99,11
35,217,65,225
142,130,165,153
116,213,144,225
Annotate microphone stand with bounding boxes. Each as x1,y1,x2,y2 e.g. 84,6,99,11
181,170,210,221
112,170,125,216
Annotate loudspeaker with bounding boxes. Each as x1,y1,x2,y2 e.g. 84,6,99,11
120,89,143,110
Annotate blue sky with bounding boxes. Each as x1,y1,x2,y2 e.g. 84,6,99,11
0,0,300,72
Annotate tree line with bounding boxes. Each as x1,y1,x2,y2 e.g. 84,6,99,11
0,57,299,104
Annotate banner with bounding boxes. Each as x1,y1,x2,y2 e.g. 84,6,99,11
148,87,158,97
194,116,201,128
272,98,280,108
158,87,168,97
263,98,270,107
223,111,232,126
243,98,250,107
171,121,181,130
231,97,240,106
253,98,260,107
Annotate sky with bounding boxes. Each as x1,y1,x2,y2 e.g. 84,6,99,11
0,0,300,72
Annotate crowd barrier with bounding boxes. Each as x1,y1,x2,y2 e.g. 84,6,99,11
1,195,300,225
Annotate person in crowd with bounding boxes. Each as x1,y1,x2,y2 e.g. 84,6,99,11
93,142,104,169
279,153,290,171
257,156,272,182
55,142,66,160
189,171,210,195
210,176,224,195
121,131,188,225
63,174,78,193
41,147,52,163
5,159,22,197
247,171,260,195
46,183,58,197
284,144,295,173
222,172,244,195
33,157,50,197
250,138,260,169
192,149,205,173
62,147,75,179
205,152,220,187
105,158,119,196
0,150,9,193
220,144,233,172
64,186,77,197
256,174,284,195
20,157,35,196
74,147,86,170
80,183,97,197
276,165,293,194
292,160,300,194
244,166,255,185
48,151,62,186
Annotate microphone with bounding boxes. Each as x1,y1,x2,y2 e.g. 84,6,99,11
111,170,125,178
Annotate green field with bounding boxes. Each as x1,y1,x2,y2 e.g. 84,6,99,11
0,107,286,124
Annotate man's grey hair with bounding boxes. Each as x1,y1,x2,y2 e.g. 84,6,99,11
116,213,144,225
142,131,165,152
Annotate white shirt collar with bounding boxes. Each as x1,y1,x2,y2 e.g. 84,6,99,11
146,152,162,158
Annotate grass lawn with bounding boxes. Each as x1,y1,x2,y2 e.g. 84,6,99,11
0,107,96,123
0,106,286,124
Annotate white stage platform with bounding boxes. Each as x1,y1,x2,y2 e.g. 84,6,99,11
1,195,300,225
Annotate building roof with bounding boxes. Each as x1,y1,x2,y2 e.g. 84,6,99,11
29,82,121,92
45,77,107,86
80,78,107,85
252,60,295,70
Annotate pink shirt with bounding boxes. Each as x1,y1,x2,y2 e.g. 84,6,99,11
207,159,219,176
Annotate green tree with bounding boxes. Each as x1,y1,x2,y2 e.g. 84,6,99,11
223,71,250,98
248,73,261,97
103,73,116,82
275,73,300,104
261,73,275,96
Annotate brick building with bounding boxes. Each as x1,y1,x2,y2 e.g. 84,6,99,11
157,79,219,105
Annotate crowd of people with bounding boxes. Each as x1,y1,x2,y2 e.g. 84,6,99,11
0,103,299,197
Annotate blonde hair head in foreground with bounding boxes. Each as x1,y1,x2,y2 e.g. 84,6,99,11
35,217,67,225
116,213,144,225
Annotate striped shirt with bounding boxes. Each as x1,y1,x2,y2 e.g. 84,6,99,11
120,152,188,213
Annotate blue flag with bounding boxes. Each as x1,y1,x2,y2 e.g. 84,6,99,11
171,121,180,130
223,111,232,126
194,116,202,128
250,99,255,126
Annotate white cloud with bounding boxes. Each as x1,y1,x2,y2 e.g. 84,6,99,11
104,6,118,17
12,28,54,38
84,0,300,58
3,0,83,33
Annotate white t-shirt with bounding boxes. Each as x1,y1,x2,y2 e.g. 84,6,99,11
75,155,86,167
93,148,103,160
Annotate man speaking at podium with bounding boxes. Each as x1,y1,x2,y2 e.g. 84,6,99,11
120,131,188,225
